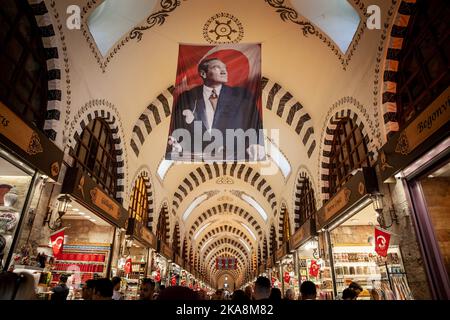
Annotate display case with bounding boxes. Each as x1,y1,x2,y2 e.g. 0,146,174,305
50,243,110,285
331,245,413,300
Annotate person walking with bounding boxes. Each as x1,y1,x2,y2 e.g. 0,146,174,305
111,276,123,300
51,274,69,301
299,281,317,300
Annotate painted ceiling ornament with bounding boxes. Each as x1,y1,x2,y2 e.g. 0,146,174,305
129,0,184,42
27,132,44,155
203,13,244,44
264,0,315,36
216,177,234,184
395,132,410,155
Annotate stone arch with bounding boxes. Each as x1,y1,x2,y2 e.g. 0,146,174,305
130,77,317,159
172,163,277,216
270,225,277,254
129,167,155,229
172,222,180,255
293,167,318,229
68,99,129,203
197,226,253,252
156,201,170,243
319,108,376,203
27,0,63,142
381,0,418,137
187,203,264,241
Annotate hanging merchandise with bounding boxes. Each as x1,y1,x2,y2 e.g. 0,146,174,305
50,228,65,259
375,227,391,257
124,258,132,274
309,259,320,277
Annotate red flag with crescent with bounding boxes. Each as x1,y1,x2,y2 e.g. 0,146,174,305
124,258,132,274
309,260,320,277
50,229,65,259
375,227,391,257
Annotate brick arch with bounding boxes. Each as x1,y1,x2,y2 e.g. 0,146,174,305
156,202,170,243
129,168,155,229
27,0,63,141
172,223,180,255
187,203,263,241
319,109,374,203
68,101,129,203
202,238,249,264
172,163,277,216
197,225,253,252
278,202,291,243
270,225,277,254
130,77,317,159
293,167,318,230
381,0,418,137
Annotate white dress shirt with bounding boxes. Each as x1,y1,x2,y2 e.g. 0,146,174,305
202,85,222,131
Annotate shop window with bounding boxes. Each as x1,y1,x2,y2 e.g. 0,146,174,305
328,117,370,196
72,118,118,198
294,174,316,229
128,175,148,224
0,0,48,129
396,0,450,127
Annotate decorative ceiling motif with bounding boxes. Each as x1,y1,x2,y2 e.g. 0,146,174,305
265,0,369,70
81,0,184,72
202,12,244,44
216,177,234,184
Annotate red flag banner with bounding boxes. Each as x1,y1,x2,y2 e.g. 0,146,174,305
309,260,320,277
284,271,290,283
124,258,132,274
375,227,391,257
50,229,65,259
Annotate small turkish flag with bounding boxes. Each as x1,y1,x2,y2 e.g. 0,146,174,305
375,227,391,257
50,229,65,259
155,270,161,282
171,275,177,286
124,258,132,274
309,260,320,277
284,272,290,283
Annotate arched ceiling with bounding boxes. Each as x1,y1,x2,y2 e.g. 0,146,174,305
49,0,394,288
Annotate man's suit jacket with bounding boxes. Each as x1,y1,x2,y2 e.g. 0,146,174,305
168,85,263,160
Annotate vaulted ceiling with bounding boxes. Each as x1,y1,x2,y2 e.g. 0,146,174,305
45,0,398,287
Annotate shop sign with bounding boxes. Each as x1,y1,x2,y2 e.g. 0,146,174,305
175,254,183,267
395,87,449,156
379,86,450,181
290,219,316,250
276,244,287,262
141,226,156,248
62,167,128,228
90,187,120,219
160,241,173,260
316,168,378,229
0,101,63,179
324,188,351,223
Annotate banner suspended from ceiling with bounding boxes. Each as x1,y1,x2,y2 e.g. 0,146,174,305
166,43,265,162
374,227,391,257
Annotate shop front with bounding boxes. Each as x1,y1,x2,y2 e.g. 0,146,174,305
0,101,64,275
289,218,329,299
316,167,414,300
122,219,157,299
55,166,128,296
378,87,450,299
169,253,184,286
275,243,297,297
153,240,172,287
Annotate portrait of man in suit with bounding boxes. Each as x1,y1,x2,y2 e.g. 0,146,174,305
166,47,265,162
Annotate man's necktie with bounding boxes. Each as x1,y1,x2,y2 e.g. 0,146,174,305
209,89,218,111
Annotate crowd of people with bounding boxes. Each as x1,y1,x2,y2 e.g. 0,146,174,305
0,271,364,301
